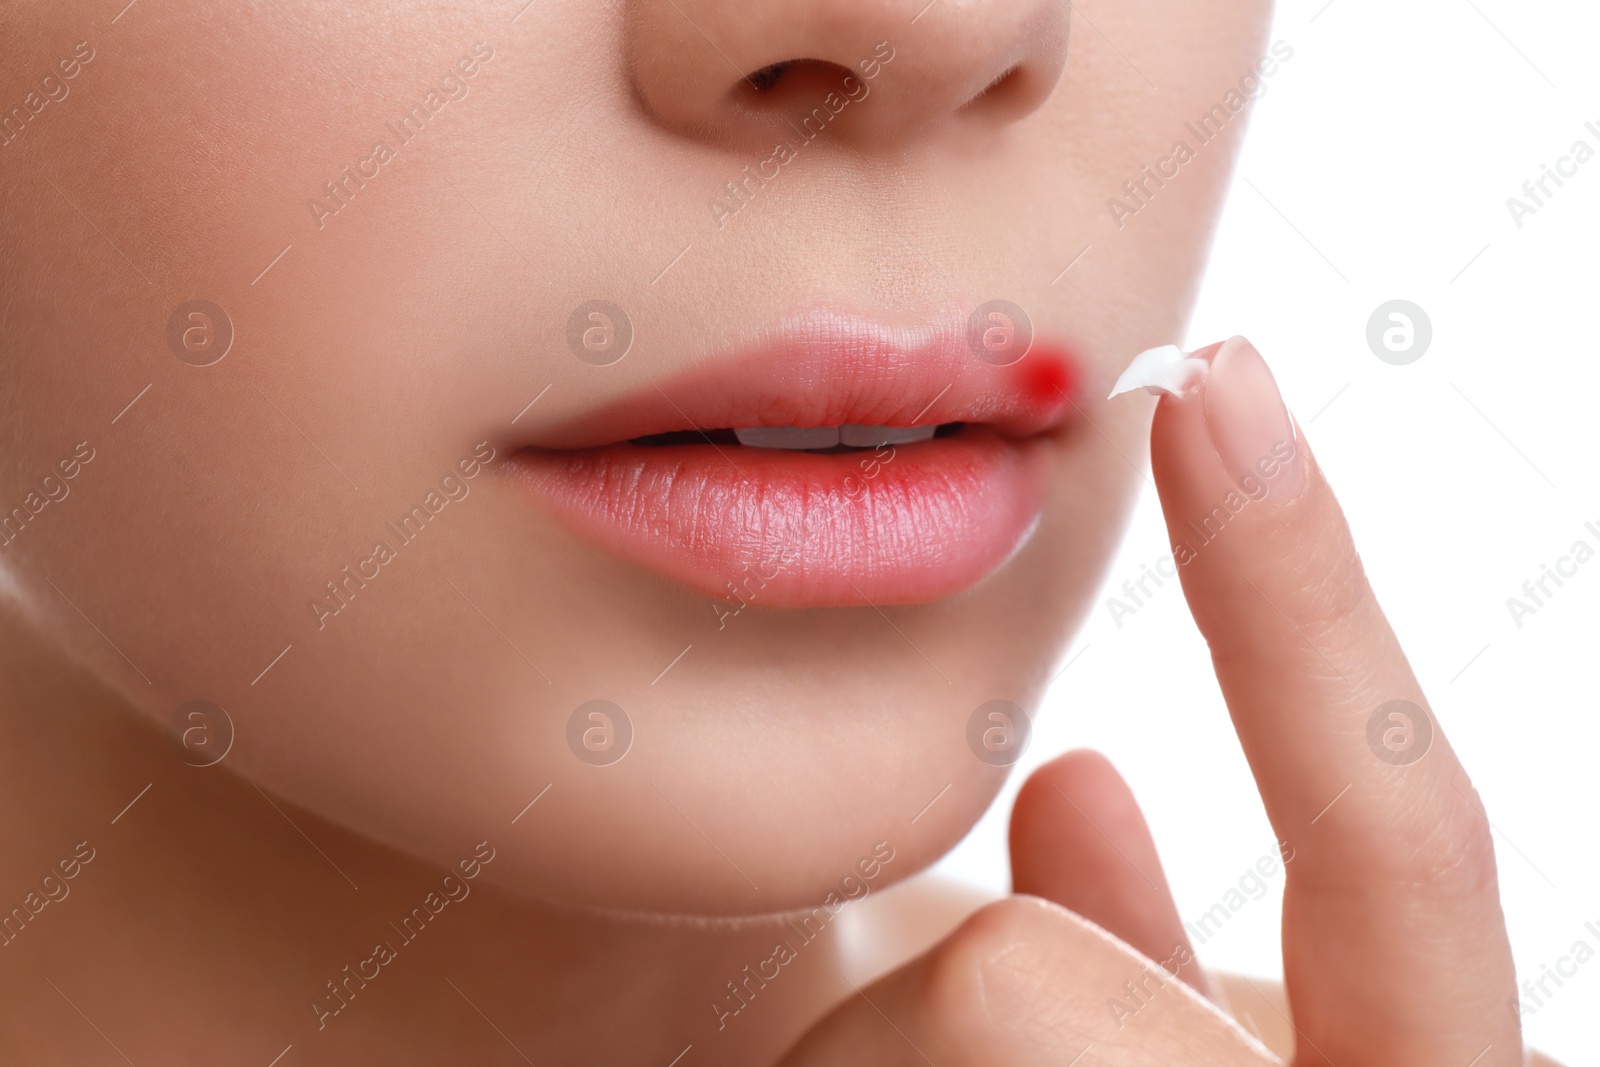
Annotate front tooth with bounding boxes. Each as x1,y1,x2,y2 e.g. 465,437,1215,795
734,426,841,450
838,424,938,447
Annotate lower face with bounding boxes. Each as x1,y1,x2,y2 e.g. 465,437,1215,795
0,0,1270,914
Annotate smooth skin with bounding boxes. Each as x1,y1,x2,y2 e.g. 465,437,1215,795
0,0,1563,1062
781,338,1558,1065
0,0,1264,923
0,0,1254,1056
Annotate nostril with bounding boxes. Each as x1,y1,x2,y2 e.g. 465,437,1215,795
732,58,861,111
960,64,1027,114
746,61,793,92
628,0,1069,149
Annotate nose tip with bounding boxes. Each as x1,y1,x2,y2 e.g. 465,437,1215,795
626,0,1070,149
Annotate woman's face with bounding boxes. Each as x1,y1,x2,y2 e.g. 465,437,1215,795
1,0,1270,914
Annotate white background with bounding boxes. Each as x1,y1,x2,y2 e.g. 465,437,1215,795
935,0,1600,1061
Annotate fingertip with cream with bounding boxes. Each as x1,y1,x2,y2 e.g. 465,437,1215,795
1199,336,1304,501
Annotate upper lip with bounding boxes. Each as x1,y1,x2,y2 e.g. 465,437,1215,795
517,307,1080,450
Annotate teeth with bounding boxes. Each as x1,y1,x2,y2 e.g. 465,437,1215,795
733,426,840,450
839,424,937,447
733,425,939,450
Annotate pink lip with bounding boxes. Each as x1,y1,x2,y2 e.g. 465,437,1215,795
507,309,1080,608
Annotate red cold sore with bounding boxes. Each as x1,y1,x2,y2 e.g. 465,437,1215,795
1014,344,1077,405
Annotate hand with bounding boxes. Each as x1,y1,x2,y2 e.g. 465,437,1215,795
778,336,1555,1066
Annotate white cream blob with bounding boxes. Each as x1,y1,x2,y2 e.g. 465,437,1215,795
1107,345,1209,399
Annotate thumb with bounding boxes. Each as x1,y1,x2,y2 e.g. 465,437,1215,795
1010,749,1212,998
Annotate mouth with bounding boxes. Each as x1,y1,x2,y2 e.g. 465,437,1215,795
506,309,1080,609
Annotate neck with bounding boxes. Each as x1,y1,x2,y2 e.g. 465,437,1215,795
0,614,852,1065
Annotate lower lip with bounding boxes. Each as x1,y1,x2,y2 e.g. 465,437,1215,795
508,426,1052,607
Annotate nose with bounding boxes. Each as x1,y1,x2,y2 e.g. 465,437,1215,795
625,0,1070,149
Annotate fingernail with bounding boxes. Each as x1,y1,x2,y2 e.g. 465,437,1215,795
1201,336,1303,500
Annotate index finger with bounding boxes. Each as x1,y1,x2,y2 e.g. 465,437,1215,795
1143,336,1520,1067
